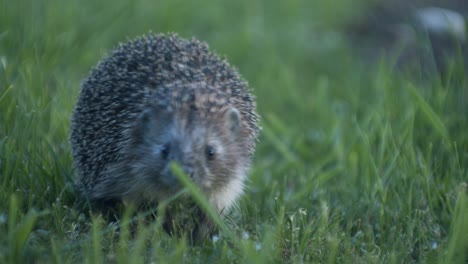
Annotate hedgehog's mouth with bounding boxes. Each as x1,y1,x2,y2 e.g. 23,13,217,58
159,171,181,186
139,181,181,202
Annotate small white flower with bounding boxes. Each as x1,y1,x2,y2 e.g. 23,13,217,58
255,242,262,251
0,213,6,224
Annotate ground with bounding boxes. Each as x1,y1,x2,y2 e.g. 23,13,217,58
0,0,467,263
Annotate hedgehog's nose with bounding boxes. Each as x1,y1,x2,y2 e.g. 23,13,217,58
183,166,194,178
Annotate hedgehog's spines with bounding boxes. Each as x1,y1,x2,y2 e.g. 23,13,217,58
70,32,259,213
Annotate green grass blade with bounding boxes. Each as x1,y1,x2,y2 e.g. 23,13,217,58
406,83,450,145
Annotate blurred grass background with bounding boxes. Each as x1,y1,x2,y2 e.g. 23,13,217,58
0,0,467,263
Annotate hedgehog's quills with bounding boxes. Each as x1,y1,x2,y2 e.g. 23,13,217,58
70,33,260,237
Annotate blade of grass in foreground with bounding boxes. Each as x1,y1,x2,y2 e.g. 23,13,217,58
444,189,468,263
170,162,235,240
7,194,48,263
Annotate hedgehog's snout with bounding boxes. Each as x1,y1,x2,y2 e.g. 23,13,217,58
159,168,179,187
161,161,194,186
182,165,194,179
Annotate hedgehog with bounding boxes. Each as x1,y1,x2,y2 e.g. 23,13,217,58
69,33,260,233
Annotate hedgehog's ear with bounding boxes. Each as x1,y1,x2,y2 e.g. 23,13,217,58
132,108,153,140
139,108,151,123
138,108,155,128
133,107,171,140
134,107,157,139
224,107,242,138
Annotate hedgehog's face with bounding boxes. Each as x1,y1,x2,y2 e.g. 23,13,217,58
129,106,247,206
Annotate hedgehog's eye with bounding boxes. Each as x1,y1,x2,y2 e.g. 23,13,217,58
161,143,170,159
206,145,216,160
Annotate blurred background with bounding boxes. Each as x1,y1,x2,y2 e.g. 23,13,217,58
1,0,466,117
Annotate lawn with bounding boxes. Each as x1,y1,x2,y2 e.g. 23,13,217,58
0,0,467,263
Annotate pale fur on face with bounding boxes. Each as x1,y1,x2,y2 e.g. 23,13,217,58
210,164,248,213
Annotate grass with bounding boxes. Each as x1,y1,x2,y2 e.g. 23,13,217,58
1,0,467,262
